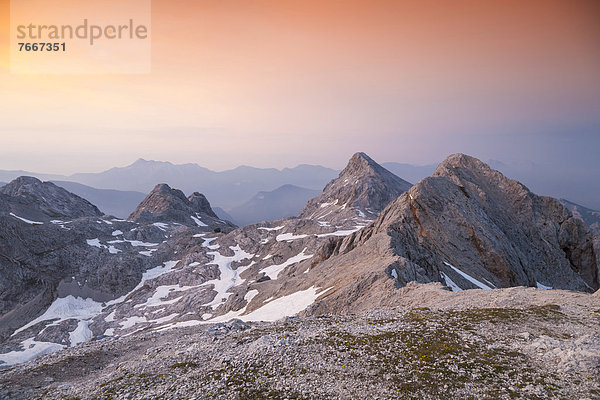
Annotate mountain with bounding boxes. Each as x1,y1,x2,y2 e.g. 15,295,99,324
0,177,235,359
51,181,146,218
559,199,600,236
1,153,598,374
0,177,163,341
488,159,600,211
68,159,338,210
0,177,102,219
212,207,236,224
129,183,236,232
227,184,320,226
299,152,412,225
298,154,598,316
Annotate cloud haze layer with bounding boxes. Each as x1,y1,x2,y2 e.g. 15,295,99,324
0,0,598,175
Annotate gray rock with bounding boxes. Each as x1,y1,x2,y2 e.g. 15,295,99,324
299,152,412,225
129,183,236,232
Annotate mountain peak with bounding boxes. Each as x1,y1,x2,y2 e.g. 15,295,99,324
188,192,218,219
129,183,235,231
299,153,412,224
434,153,492,176
344,152,381,175
0,176,102,219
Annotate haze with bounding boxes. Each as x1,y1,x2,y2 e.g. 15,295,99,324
0,0,598,177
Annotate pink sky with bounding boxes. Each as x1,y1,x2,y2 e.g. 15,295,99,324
0,0,599,173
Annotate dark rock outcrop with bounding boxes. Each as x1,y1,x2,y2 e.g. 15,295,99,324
128,184,235,232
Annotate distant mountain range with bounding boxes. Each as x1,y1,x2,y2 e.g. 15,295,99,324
50,181,146,218
227,184,320,226
1,156,598,219
0,159,338,211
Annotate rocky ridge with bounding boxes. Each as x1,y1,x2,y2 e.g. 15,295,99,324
299,152,412,225
297,154,599,315
0,177,102,220
1,152,599,380
128,183,236,232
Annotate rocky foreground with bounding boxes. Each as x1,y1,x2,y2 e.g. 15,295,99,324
1,284,598,400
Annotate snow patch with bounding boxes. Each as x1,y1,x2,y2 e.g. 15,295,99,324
317,227,361,238
69,320,92,346
0,338,63,366
443,262,492,290
260,248,313,280
211,286,332,323
244,289,259,304
536,282,553,290
108,246,121,254
9,213,43,225
202,246,255,309
14,295,104,335
258,225,285,231
441,272,462,291
276,232,309,242
191,214,208,227
86,238,102,248
153,222,169,231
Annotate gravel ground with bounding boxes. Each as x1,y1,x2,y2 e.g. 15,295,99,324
1,298,599,400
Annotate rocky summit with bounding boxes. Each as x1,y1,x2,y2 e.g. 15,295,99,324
0,154,599,400
0,177,102,220
299,152,412,225
299,154,598,315
128,183,236,232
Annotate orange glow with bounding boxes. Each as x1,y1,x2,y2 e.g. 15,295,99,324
0,0,599,172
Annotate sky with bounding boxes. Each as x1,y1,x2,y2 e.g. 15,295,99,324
0,0,599,174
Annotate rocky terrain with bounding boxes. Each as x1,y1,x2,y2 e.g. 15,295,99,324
0,179,234,362
0,152,599,399
561,199,600,236
300,152,412,224
128,183,236,232
0,284,598,399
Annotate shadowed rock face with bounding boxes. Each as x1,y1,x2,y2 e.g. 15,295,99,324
304,154,598,315
560,199,600,236
128,183,235,232
0,176,102,219
299,152,412,225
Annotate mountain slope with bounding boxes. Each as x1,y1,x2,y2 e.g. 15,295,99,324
2,153,598,371
228,184,320,226
299,152,412,225
0,177,102,219
128,183,236,232
298,154,598,316
560,199,600,236
51,181,146,218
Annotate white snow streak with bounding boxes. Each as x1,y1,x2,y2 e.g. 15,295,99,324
9,213,43,225
443,262,492,290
